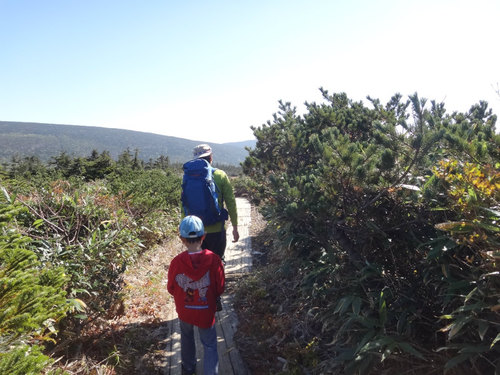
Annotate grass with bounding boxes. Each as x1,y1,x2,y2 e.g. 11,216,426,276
45,237,182,374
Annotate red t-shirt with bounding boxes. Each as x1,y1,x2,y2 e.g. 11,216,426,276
167,249,225,328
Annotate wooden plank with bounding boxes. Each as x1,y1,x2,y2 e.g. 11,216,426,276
164,306,174,375
224,199,252,277
173,313,233,374
168,307,182,375
216,313,234,374
165,198,253,375
218,198,252,374
217,295,250,375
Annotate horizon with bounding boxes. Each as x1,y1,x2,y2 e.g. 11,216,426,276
0,120,257,145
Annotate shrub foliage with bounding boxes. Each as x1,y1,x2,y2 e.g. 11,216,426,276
242,90,499,374
0,188,69,374
0,150,181,373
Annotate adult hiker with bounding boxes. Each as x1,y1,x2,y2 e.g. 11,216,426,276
181,144,239,261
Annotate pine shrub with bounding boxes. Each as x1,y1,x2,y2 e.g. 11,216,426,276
0,188,68,374
242,90,499,374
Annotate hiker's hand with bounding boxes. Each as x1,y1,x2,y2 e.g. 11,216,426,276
232,227,240,242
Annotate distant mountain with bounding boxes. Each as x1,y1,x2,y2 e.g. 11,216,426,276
0,121,255,166
224,140,257,149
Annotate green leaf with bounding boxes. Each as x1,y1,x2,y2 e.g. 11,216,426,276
464,287,478,303
467,187,477,202
476,222,500,232
430,207,450,211
425,237,458,261
352,296,362,315
422,173,437,191
355,330,376,355
477,321,488,341
397,313,408,334
32,219,44,228
378,289,388,326
379,299,387,326
449,316,471,340
458,345,489,354
454,302,487,313
397,342,425,360
444,354,473,372
334,296,353,315
480,207,500,218
441,264,449,278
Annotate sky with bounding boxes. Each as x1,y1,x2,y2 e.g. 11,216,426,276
1,0,499,143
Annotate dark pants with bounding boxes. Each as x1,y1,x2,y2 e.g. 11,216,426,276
202,230,226,260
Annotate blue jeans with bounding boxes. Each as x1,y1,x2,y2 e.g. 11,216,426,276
180,319,219,375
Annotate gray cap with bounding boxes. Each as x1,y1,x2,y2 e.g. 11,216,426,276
193,144,212,158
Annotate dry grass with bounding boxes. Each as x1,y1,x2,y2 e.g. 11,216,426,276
46,203,267,374
46,237,182,374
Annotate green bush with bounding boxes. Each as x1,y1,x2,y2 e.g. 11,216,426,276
0,345,53,375
242,90,499,374
4,162,181,336
2,149,183,370
16,180,141,322
107,168,182,243
0,187,69,374
231,175,260,200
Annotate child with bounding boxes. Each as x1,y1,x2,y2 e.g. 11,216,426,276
167,215,225,375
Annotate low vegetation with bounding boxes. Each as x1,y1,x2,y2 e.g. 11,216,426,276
0,193,68,374
0,149,181,374
0,89,498,374
236,90,499,374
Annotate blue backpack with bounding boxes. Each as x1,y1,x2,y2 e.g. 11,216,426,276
181,158,228,226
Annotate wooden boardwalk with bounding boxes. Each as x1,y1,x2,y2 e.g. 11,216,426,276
163,198,252,375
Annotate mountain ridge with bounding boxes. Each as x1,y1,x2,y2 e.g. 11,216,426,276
0,121,255,166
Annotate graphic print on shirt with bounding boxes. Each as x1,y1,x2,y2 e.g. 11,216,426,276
175,271,211,309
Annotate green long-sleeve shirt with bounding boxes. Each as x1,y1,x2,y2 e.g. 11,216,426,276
181,168,238,234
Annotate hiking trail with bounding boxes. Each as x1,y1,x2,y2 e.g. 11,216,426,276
162,197,252,375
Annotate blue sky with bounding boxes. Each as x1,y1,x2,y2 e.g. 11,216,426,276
1,0,499,143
